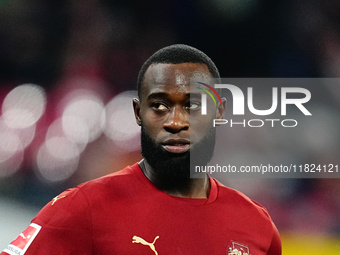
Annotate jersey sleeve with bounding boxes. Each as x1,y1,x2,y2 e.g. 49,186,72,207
267,222,282,255
1,187,92,255
251,199,282,255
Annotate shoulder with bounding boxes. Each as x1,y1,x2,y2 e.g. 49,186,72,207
76,162,143,199
77,163,139,190
213,178,274,221
213,179,282,253
34,162,141,226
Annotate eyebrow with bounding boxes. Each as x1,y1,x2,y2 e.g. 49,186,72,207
190,93,202,99
147,92,169,101
147,92,202,101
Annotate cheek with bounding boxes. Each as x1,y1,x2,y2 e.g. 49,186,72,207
189,113,215,142
190,103,216,125
142,109,167,124
140,110,166,137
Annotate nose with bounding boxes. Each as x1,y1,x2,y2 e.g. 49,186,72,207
163,106,189,133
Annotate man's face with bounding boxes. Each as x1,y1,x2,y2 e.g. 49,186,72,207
134,63,224,180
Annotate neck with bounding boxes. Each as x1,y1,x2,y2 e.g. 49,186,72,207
139,159,210,199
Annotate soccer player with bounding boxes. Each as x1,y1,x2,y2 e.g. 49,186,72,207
1,44,281,255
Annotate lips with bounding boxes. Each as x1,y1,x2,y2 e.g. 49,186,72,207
162,139,190,154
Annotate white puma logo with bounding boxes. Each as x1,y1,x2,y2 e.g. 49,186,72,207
132,235,159,255
19,233,31,239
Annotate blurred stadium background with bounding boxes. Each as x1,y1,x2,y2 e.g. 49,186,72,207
0,1,340,254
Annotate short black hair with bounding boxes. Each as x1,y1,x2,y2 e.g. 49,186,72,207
137,44,220,99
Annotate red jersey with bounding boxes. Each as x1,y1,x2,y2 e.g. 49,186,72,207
1,162,281,255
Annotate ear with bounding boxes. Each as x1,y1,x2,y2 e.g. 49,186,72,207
133,98,142,126
215,97,226,119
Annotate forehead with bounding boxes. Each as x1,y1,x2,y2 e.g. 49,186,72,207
141,63,212,98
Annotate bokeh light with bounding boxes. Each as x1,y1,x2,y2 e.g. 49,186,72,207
0,118,25,177
0,118,23,161
104,91,140,152
61,89,106,144
46,118,87,153
34,137,80,183
2,84,46,129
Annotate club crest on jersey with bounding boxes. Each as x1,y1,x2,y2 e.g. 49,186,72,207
2,223,41,255
227,241,250,255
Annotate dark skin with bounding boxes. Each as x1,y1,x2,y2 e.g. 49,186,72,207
133,63,226,199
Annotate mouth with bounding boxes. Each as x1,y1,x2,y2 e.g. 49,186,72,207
162,139,190,154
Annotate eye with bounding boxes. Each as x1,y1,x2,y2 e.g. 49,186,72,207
186,101,201,111
152,102,169,111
